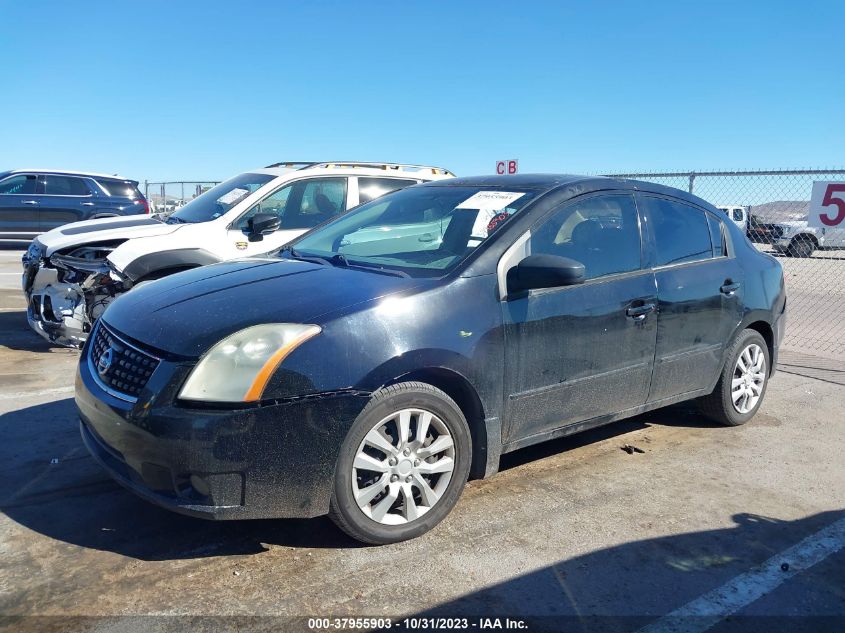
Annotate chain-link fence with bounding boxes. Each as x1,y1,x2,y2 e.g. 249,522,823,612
143,180,220,215
604,169,845,360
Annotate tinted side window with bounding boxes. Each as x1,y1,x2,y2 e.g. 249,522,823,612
732,209,744,222
96,179,140,197
529,194,642,280
0,174,37,195
43,175,91,196
646,197,713,266
281,178,347,230
358,178,418,204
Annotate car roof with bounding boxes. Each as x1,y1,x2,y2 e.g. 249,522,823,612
4,168,133,181
420,173,717,209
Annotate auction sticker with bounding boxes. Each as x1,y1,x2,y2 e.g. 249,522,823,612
456,191,525,211
457,191,525,241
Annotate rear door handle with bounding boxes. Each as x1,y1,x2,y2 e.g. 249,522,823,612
81,202,95,206
21,200,39,205
626,303,656,320
721,282,741,296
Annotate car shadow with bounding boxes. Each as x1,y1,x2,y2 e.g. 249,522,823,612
408,509,845,630
0,398,363,558
0,397,727,561
500,402,720,473
0,309,68,352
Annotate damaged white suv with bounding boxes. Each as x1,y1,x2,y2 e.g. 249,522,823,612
22,162,454,347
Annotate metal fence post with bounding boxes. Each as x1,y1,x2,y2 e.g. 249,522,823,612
688,172,695,194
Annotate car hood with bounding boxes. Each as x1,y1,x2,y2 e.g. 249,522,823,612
37,215,182,256
101,257,429,357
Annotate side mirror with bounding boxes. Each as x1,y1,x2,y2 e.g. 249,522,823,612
246,212,281,242
507,254,585,293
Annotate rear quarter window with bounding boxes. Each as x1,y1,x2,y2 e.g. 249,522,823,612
96,179,141,197
358,178,419,204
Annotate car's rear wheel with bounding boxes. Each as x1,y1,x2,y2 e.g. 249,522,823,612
786,235,816,258
698,329,770,426
328,381,471,544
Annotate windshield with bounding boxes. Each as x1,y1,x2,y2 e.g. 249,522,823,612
168,173,275,224
287,185,537,278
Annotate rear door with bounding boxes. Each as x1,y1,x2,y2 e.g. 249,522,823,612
0,173,41,238
639,194,744,402
38,175,96,230
502,192,658,443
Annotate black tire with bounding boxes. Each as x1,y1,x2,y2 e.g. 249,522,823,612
328,381,472,544
698,329,770,426
786,235,815,258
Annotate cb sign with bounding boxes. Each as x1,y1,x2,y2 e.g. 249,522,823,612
496,160,518,175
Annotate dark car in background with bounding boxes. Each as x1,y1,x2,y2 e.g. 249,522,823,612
0,169,148,242
76,174,786,545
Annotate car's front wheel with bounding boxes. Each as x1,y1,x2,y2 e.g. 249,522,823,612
329,381,471,544
699,329,770,426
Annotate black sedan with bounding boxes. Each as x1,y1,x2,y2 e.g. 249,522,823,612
76,174,786,544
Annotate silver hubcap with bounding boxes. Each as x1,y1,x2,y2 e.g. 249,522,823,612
732,343,766,414
352,408,455,525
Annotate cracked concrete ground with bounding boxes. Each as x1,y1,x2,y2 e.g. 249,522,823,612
0,249,843,632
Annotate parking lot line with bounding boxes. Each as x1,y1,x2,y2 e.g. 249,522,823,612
638,516,845,633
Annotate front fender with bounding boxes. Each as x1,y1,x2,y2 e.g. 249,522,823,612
117,248,221,282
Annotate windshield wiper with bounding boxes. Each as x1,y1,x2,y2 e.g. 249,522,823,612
336,260,410,278
283,248,409,277
165,216,188,224
283,248,331,266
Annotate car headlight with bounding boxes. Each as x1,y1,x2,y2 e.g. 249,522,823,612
179,323,321,403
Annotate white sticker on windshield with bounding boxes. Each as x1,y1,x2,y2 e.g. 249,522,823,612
456,191,525,211
218,187,250,205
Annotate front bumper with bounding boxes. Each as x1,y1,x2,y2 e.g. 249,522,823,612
23,265,89,348
75,347,369,520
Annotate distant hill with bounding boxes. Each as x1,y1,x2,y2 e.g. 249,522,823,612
749,200,809,221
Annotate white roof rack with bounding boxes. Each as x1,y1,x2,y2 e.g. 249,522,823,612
308,162,455,176
263,161,454,177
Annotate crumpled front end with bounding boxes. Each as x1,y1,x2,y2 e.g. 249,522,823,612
23,240,127,348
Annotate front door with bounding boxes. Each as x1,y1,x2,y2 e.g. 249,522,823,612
224,177,349,258
502,193,658,444
0,173,40,238
639,195,744,402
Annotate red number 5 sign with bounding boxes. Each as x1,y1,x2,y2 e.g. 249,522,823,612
809,181,845,228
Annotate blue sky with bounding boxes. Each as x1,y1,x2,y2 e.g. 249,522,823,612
1,1,842,183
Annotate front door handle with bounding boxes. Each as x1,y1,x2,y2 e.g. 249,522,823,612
21,200,39,205
721,282,741,296
626,303,656,320
81,202,95,207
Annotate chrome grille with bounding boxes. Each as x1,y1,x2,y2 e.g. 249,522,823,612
89,322,160,401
